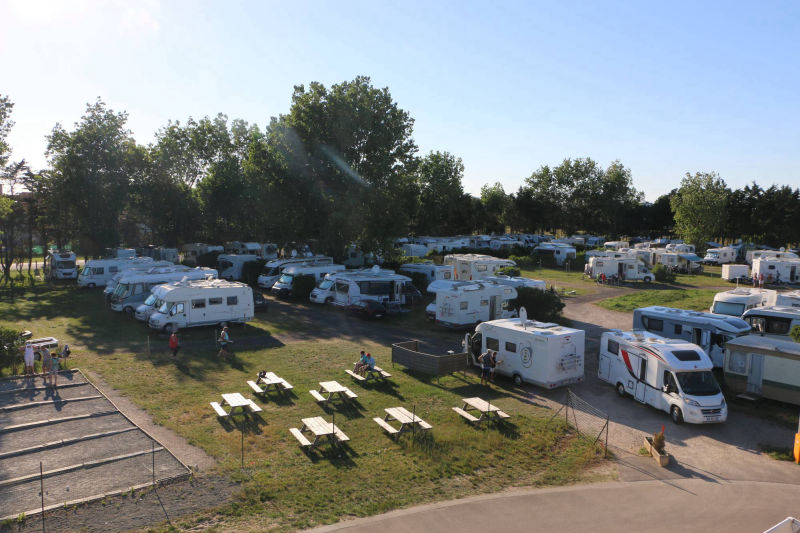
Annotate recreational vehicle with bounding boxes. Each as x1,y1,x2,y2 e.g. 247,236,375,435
632,306,751,367
109,267,217,314
103,260,174,301
147,279,253,332
710,288,777,317
489,237,519,251
483,275,546,290
224,241,261,255
665,243,695,253
587,257,653,282
400,244,428,257
398,262,455,283
702,247,737,265
604,241,630,251
327,267,420,308
721,264,750,282
598,330,727,424
752,258,800,284
742,307,800,338
180,243,224,266
467,235,492,249
532,243,577,266
78,257,156,288
106,248,136,259
271,263,346,297
443,254,517,281
426,280,517,328
137,246,178,263
776,290,800,308
45,251,78,280
657,252,703,273
746,249,799,265
723,335,800,405
257,256,334,289
467,310,584,388
217,254,259,281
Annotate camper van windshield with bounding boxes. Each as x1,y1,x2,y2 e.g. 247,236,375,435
263,267,279,276
318,279,334,290
675,371,720,396
158,302,169,314
278,273,293,284
112,283,128,298
711,301,745,317
55,260,75,269
219,260,233,270
144,294,157,306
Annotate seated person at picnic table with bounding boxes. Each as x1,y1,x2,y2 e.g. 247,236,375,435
358,353,376,376
353,350,368,373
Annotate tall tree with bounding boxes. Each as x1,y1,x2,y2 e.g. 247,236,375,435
414,151,465,235
670,172,729,246
480,182,510,233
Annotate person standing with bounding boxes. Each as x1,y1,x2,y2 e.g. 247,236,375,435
50,351,61,387
479,350,492,386
41,346,53,387
489,350,502,383
169,331,180,358
217,326,231,359
22,342,35,378
759,273,764,289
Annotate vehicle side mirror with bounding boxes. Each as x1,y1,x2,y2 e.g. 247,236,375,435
662,385,669,393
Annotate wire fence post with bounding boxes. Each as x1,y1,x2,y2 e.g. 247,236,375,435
40,461,45,533
241,429,244,469
152,440,155,486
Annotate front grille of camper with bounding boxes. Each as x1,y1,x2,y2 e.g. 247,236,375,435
701,407,722,415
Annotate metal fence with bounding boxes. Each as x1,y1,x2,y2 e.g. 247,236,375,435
550,388,609,456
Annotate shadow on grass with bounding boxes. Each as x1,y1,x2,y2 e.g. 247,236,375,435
319,400,365,420
217,412,268,435
302,442,359,466
353,378,406,401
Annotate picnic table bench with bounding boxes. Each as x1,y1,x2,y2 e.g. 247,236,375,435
345,365,392,383
210,392,262,417
309,380,358,405
373,406,432,436
452,397,509,425
289,416,349,449
247,372,294,396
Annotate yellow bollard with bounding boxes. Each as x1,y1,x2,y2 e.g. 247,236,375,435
794,432,800,464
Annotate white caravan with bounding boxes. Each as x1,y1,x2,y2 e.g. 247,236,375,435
400,244,428,257
467,235,492,249
257,255,334,289
426,280,518,328
107,248,136,259
710,288,777,317
45,251,78,280
776,290,800,308
742,306,800,338
746,249,799,265
483,275,546,291
665,243,695,253
489,237,519,251
78,257,156,288
217,254,259,281
532,243,577,265
604,241,630,251
443,254,517,281
467,311,584,388
328,267,419,307
398,262,455,283
723,335,800,406
180,243,224,266
224,241,261,255
752,258,800,284
110,267,217,314
587,257,653,282
598,330,727,424
657,252,703,273
271,263,346,297
721,264,750,281
702,247,737,265
632,306,751,367
147,279,253,332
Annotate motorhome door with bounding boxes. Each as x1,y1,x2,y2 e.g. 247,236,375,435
747,354,764,395
634,357,647,402
394,282,401,303
489,296,498,320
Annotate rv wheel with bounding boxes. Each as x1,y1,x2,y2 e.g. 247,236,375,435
670,406,684,424
163,323,175,333
616,383,626,397
124,306,134,316
87,283,96,289
513,374,523,387
219,321,228,328
643,277,652,283
325,297,333,304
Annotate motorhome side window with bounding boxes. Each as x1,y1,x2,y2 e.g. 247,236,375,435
642,317,663,332
459,302,468,310
607,339,619,355
505,342,517,353
476,265,487,272
486,337,499,351
109,266,118,273
95,267,104,275
596,261,603,267
766,318,791,335
335,281,348,293
674,324,682,335
728,351,747,374
192,299,206,309
227,296,238,305
480,299,488,306
209,297,222,305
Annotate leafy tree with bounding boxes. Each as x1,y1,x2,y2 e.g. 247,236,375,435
414,151,465,235
480,182,510,233
670,172,729,246
0,326,24,375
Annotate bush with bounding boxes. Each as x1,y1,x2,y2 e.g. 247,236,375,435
496,265,521,277
508,287,565,322
652,264,676,283
241,259,267,286
195,251,221,268
508,255,536,268
291,274,317,301
790,325,800,343
407,272,430,292
0,326,24,375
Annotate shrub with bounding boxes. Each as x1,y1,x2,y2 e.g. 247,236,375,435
195,251,221,269
508,287,565,322
407,272,430,292
241,259,267,286
508,255,536,268
652,425,666,453
291,274,317,301
496,265,521,277
0,326,24,375
790,325,800,343
652,264,676,283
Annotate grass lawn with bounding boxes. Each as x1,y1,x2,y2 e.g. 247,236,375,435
0,283,605,531
594,289,720,313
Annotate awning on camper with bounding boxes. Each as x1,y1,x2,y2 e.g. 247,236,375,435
679,254,703,262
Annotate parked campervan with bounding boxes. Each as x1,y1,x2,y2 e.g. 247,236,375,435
400,244,428,257
752,258,800,284
665,243,695,253
180,243,223,266
746,249,799,265
742,306,800,338
45,251,78,280
532,243,576,266
78,257,156,288
598,330,727,424
776,290,800,308
632,306,750,367
587,257,653,282
723,335,800,405
217,254,259,281
426,280,517,328
147,279,253,332
326,267,419,307
710,288,776,317
467,235,492,249
223,241,260,255
444,254,517,281
483,275,546,291
604,241,630,251
271,263,346,297
106,248,136,259
398,262,455,283
489,237,519,251
103,260,174,301
657,252,703,273
702,247,737,265
467,310,584,388
109,267,217,314
257,256,334,289
721,264,750,282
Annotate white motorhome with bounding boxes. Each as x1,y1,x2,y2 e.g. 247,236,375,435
224,241,261,255
78,257,156,288
443,254,517,281
467,310,584,388
107,248,136,259
426,280,518,328
721,264,750,281
723,335,800,406
776,290,800,308
180,243,224,266
109,267,217,314
45,251,78,280
400,243,428,257
483,275,546,291
103,260,174,300
467,235,492,249
271,263,346,297
702,247,737,265
398,262,455,283
665,243,695,253
710,288,777,317
742,306,800,338
587,257,653,282
217,254,259,281
532,243,576,265
752,258,800,284
632,306,751,367
598,330,727,424
604,241,630,251
657,252,703,273
327,267,420,307
147,279,253,332
746,249,799,265
489,237,519,251
257,255,334,289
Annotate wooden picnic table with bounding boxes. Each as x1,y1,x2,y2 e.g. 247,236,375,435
345,365,392,383
374,406,432,436
247,372,294,397
210,392,262,417
452,397,509,424
309,380,358,404
289,416,350,449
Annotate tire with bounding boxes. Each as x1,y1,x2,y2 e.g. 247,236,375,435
513,374,523,387
325,297,333,305
124,307,134,316
163,323,175,333
616,383,627,397
88,283,96,289
643,277,652,283
670,405,684,424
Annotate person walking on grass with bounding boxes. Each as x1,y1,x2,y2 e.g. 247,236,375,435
217,326,232,359
489,350,502,383
169,331,180,358
479,350,492,386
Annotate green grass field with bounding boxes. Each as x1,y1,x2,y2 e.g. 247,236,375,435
594,289,720,313
0,284,605,531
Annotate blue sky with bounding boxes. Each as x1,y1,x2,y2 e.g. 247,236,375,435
2,0,798,200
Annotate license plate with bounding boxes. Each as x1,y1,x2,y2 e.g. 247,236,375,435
705,416,720,422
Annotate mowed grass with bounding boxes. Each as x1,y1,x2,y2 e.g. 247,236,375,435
0,284,605,531
594,289,720,313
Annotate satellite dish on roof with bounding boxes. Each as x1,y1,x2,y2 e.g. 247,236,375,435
519,307,528,329
371,265,380,274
